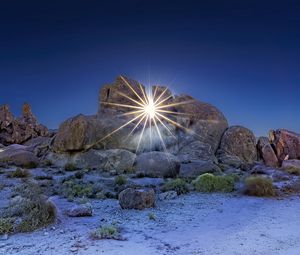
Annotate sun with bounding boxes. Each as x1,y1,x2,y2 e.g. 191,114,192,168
94,76,194,153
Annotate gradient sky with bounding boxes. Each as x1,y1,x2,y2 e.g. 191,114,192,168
0,0,300,136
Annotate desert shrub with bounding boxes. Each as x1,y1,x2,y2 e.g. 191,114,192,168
124,166,135,174
284,166,300,176
61,180,93,200
74,171,85,179
244,176,275,197
64,163,77,171
148,212,156,221
23,161,38,169
34,175,53,180
114,175,127,186
6,183,56,233
90,224,121,240
192,173,235,193
162,178,189,195
43,160,53,167
7,168,30,178
0,218,14,235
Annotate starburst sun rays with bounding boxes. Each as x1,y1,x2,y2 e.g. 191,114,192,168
98,76,195,153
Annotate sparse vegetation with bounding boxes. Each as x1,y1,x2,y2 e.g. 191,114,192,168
90,224,122,240
284,166,300,176
23,161,38,169
5,182,56,233
43,159,53,167
61,180,93,200
244,176,276,197
7,168,30,178
114,175,127,186
162,178,189,195
192,173,235,193
124,166,135,174
64,163,77,171
0,218,14,235
148,212,156,221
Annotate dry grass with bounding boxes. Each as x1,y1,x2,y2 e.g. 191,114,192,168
244,176,276,197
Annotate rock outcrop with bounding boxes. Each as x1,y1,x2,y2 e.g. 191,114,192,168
217,126,257,167
257,137,279,167
270,129,300,163
0,103,49,145
118,188,155,210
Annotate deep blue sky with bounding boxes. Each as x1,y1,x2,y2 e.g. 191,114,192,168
0,0,299,136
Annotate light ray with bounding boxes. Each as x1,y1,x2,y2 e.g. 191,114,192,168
101,101,143,110
120,76,147,105
136,114,149,153
154,87,169,105
155,99,195,109
154,115,177,139
117,92,145,107
153,116,167,152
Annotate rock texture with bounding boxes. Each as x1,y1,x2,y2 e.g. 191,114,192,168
282,159,300,173
179,161,221,178
217,126,257,166
257,137,279,167
0,103,49,145
270,129,300,163
135,151,180,178
66,203,93,217
118,188,155,210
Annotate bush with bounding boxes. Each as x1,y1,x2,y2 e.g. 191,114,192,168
0,218,14,235
5,183,56,233
23,161,38,169
192,173,235,193
7,168,30,178
162,178,189,195
61,180,93,200
64,163,77,171
284,166,300,176
90,224,122,240
148,213,156,221
114,175,127,186
244,176,276,197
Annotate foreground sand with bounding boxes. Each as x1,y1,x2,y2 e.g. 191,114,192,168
1,193,300,255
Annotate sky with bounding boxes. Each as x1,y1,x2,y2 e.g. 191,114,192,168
0,0,299,136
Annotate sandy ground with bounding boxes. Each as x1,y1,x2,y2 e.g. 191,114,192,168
1,193,300,255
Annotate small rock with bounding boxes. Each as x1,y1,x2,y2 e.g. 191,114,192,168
159,191,178,200
66,203,93,217
119,188,155,210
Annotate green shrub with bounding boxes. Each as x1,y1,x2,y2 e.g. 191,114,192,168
64,163,77,171
90,224,121,240
192,173,235,193
43,160,53,167
114,175,127,186
62,180,93,200
6,183,56,233
0,218,14,235
162,178,189,195
23,161,38,169
244,176,276,197
284,166,300,176
124,166,135,174
148,213,156,221
7,168,30,178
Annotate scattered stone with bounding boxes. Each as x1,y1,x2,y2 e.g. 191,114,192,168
119,188,155,210
159,191,178,200
66,203,93,217
135,151,180,178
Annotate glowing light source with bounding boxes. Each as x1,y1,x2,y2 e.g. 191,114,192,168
92,76,195,153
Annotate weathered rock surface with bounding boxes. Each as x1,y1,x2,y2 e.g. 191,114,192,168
46,149,136,172
0,144,38,167
159,191,178,200
135,151,180,178
282,159,300,174
0,103,49,146
179,160,221,178
270,129,300,163
66,203,93,217
257,137,279,167
217,126,257,165
118,188,155,210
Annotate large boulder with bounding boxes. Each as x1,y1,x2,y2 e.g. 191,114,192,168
118,188,155,210
179,161,221,178
217,126,257,165
173,95,228,153
135,151,180,177
270,129,300,163
0,144,38,167
46,149,136,172
257,137,279,167
0,103,49,145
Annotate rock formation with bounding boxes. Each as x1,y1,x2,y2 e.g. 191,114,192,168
0,103,50,145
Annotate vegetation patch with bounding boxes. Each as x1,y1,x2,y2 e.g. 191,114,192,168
90,224,124,240
284,166,300,176
162,178,189,195
23,161,38,169
61,179,93,200
192,173,235,193
4,182,56,233
7,168,30,178
64,163,77,171
0,218,14,235
114,175,127,186
244,176,276,197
